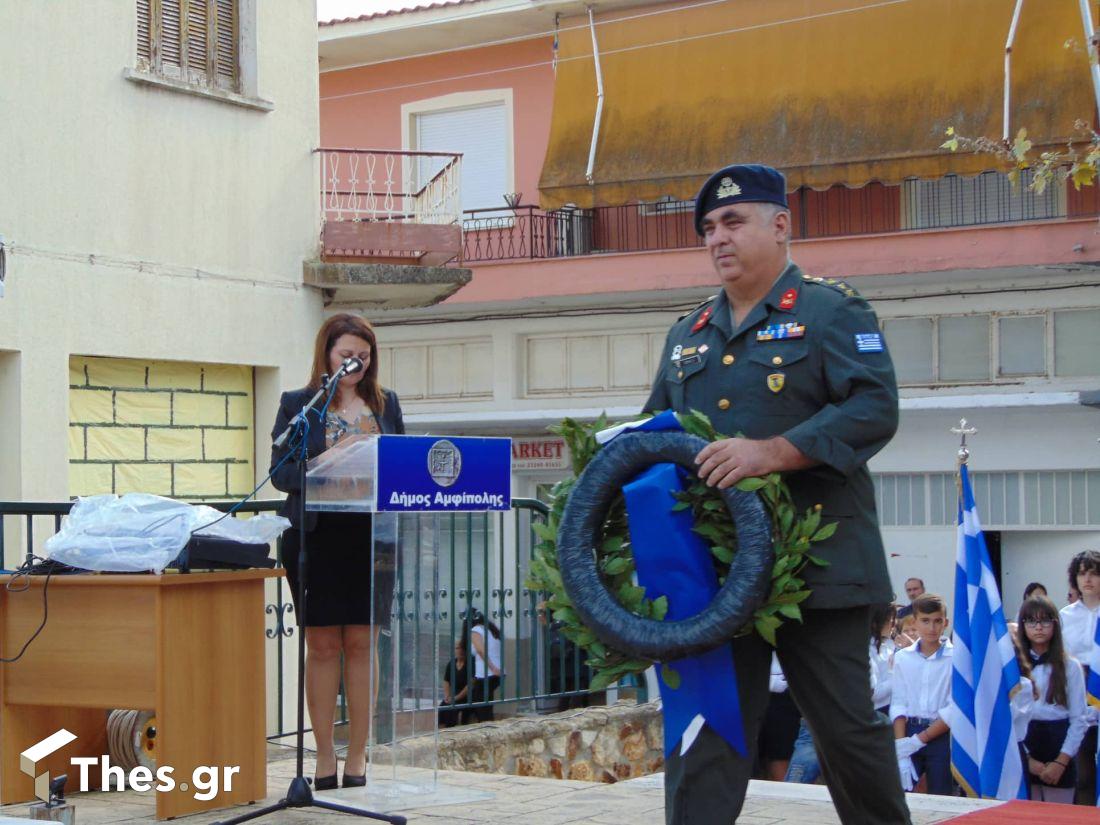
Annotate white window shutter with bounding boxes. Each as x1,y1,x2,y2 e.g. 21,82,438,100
416,103,508,213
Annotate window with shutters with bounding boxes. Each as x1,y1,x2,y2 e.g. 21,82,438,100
900,170,1066,230
402,90,514,215
136,0,240,93
881,309,1100,385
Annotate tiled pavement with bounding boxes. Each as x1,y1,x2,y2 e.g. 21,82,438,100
0,746,1001,825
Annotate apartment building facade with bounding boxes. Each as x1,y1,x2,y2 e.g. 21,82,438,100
317,0,1100,618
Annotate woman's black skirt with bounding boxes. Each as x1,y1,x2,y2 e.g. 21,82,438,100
281,512,394,627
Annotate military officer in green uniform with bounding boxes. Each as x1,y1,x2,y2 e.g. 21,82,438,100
645,164,910,825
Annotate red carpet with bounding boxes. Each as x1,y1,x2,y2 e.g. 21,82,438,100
945,799,1098,822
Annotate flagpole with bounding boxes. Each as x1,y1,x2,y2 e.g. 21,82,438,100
951,418,977,496
949,417,1029,801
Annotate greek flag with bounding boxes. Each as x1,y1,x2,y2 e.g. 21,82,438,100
1088,619,1100,710
950,463,1026,800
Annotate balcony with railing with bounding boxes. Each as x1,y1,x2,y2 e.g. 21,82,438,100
304,148,471,308
461,173,1100,264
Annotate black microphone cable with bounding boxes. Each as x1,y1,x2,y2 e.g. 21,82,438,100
1,554,57,663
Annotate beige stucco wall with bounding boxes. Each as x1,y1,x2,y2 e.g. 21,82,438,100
0,1,324,509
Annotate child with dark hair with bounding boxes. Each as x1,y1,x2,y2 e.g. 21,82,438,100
1022,582,1047,601
891,594,954,795
870,603,897,715
1059,549,1099,804
464,609,503,722
1017,596,1087,804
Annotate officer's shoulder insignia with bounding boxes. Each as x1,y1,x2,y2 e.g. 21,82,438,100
802,273,861,298
678,294,718,322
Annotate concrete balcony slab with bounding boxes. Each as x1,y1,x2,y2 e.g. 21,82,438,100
303,261,471,310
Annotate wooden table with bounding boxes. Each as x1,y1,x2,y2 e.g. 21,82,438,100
0,569,281,819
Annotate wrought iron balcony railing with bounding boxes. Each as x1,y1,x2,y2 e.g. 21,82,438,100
461,175,1096,263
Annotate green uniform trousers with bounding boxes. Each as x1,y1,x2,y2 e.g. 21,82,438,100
664,606,911,825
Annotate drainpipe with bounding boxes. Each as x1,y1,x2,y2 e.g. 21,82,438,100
1079,0,1100,122
1002,0,1024,142
585,6,604,185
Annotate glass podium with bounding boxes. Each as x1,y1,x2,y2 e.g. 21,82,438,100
304,434,511,812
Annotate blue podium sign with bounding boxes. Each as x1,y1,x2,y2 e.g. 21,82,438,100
376,435,511,512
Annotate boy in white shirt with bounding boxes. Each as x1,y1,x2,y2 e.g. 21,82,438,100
891,594,954,795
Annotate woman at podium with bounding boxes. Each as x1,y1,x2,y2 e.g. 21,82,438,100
270,313,405,790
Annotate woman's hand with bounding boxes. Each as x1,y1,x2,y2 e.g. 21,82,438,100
1027,757,1045,777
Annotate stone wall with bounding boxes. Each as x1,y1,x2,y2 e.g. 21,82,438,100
384,701,664,783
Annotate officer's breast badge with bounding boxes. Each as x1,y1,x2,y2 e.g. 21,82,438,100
716,177,742,199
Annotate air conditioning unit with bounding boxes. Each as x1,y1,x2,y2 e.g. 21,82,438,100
550,205,593,257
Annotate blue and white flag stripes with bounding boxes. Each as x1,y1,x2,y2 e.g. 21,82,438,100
1087,616,1100,711
1088,611,1100,805
950,463,1026,800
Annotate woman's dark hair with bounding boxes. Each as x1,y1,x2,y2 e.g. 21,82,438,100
1022,582,1047,601
465,607,501,640
1008,629,1039,700
1067,550,1100,593
1016,596,1068,708
308,313,385,415
870,603,897,652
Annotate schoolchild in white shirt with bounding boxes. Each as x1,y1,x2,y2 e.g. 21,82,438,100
890,594,954,795
1058,549,1099,805
1020,596,1089,804
870,603,896,715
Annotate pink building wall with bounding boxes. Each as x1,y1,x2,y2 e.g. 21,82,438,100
317,31,1093,306
319,37,556,207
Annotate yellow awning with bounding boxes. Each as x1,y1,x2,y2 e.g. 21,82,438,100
538,0,1096,209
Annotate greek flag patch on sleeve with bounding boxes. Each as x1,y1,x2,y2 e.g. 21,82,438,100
854,333,884,353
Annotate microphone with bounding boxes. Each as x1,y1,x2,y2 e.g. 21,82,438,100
341,356,364,376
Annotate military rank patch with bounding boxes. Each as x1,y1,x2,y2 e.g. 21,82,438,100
778,288,797,310
691,305,714,333
855,333,884,353
757,322,806,341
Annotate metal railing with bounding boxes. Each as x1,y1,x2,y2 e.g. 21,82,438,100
316,148,463,226
0,497,596,738
461,177,1091,262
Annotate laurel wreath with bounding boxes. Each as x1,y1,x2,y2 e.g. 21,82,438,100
525,410,835,691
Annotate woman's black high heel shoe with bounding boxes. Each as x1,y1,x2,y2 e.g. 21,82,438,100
313,773,338,791
342,770,366,788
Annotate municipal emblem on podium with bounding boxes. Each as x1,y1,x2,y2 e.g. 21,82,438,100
767,373,785,393
428,439,462,487
716,177,742,199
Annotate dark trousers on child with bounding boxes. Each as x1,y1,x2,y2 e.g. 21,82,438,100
905,718,953,796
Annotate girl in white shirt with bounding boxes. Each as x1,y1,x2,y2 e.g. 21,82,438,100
1017,596,1088,804
465,609,503,722
870,603,896,714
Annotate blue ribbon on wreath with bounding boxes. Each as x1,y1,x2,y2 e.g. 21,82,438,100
602,411,746,758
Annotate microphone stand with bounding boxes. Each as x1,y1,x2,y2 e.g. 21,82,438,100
214,365,405,825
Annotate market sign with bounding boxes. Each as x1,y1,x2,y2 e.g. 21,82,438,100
511,437,570,472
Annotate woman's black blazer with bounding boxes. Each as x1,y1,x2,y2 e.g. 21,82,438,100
269,387,405,530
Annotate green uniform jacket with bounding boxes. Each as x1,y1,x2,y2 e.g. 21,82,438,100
644,262,899,609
